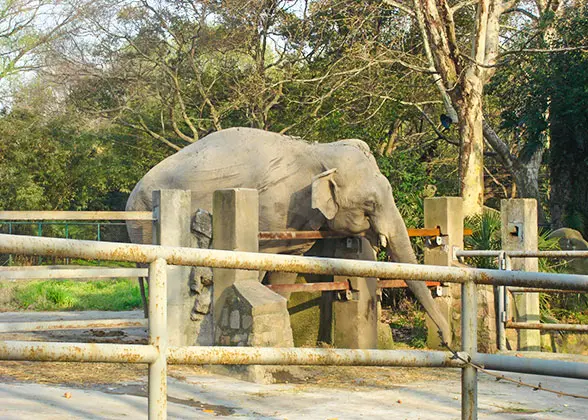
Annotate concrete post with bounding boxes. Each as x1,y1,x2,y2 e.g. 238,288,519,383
501,199,540,351
152,189,196,347
211,188,294,382
332,237,379,349
212,189,259,327
424,197,463,349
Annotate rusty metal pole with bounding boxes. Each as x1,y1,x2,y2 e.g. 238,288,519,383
461,279,478,420
149,258,167,420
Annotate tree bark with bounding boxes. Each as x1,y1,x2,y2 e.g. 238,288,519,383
455,79,485,217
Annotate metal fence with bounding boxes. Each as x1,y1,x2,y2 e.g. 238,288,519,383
0,234,587,419
456,249,588,350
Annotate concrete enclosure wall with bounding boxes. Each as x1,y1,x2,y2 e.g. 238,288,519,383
156,189,546,355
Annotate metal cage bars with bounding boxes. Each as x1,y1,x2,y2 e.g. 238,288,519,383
1,234,588,420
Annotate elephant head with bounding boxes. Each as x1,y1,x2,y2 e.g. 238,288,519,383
311,140,452,346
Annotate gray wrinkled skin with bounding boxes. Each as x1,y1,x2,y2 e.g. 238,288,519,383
126,127,451,344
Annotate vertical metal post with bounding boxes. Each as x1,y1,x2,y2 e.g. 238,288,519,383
461,279,478,420
97,223,102,265
8,222,13,265
65,223,69,264
149,258,168,420
37,222,42,264
497,252,509,351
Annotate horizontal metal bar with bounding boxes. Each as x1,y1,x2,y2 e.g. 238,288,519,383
0,318,148,333
0,268,148,281
259,231,365,240
0,221,127,226
166,346,466,367
456,249,588,259
378,279,441,288
0,211,153,221
508,287,586,294
266,279,442,293
257,229,441,240
266,282,349,293
0,340,158,363
505,322,588,332
0,235,586,290
259,228,474,240
472,353,588,380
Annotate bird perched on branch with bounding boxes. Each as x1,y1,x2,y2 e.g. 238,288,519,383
440,114,453,131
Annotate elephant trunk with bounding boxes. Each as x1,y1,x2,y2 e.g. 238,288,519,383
377,209,452,347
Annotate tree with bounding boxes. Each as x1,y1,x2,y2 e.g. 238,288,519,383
371,0,586,217
50,0,313,150
0,0,83,88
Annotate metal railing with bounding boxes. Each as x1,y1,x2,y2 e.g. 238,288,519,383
456,249,588,349
0,266,149,333
0,234,587,420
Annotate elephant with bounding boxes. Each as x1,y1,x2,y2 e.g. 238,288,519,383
547,228,588,274
126,127,451,344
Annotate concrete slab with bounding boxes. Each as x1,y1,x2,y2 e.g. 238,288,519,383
0,369,586,419
0,311,586,419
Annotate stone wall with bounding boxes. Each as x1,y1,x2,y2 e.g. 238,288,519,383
215,281,294,348
214,281,294,383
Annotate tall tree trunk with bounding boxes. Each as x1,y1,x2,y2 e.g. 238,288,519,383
512,148,547,224
455,74,485,217
549,100,587,235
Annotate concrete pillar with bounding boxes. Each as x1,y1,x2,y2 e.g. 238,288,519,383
332,237,379,349
152,189,195,346
211,188,294,382
424,197,463,349
212,189,259,328
501,199,540,351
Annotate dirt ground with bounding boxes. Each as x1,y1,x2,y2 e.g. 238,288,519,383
0,311,587,419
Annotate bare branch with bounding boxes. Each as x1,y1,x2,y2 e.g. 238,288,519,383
482,120,515,170
451,0,478,13
500,45,588,56
381,0,416,17
503,7,539,20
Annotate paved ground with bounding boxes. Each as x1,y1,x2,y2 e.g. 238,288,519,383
0,311,586,419
0,369,586,419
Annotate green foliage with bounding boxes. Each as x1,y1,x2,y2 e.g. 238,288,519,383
0,83,170,212
464,213,586,323
464,211,502,268
9,279,142,311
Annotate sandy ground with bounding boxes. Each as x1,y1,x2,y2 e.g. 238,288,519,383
0,311,586,419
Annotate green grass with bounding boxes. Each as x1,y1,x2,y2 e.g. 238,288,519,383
2,279,143,311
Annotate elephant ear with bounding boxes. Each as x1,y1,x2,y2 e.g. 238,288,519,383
312,168,339,220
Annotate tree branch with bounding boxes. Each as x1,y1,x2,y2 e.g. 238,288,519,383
482,120,515,170
381,0,416,17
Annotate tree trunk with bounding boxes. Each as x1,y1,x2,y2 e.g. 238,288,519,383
549,99,587,236
455,76,485,217
482,120,547,224
512,148,547,224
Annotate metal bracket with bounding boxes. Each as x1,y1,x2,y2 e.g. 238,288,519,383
425,235,447,249
497,251,512,271
435,286,443,297
345,237,362,252
337,289,353,301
